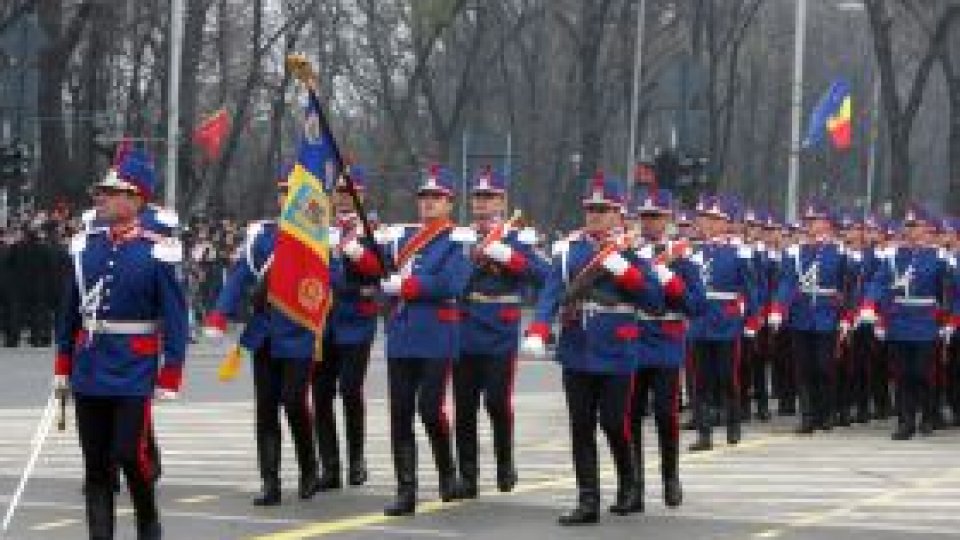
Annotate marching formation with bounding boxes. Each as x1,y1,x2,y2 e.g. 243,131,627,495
48,94,960,539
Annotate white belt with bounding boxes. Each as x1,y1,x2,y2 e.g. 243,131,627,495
800,287,838,296
83,320,159,335
467,292,522,304
637,311,685,322
580,302,636,315
706,291,739,301
893,297,937,306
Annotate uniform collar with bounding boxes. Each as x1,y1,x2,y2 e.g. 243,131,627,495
109,220,141,243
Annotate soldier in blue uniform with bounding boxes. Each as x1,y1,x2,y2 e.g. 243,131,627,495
376,165,473,516
203,171,321,506
454,167,548,498
687,195,757,452
629,186,706,511
313,166,381,490
769,201,849,434
54,145,188,540
859,206,958,439
740,208,771,422
521,174,665,526
843,214,883,424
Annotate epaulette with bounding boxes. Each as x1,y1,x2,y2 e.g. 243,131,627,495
847,248,863,262
737,244,753,259
516,227,537,245
151,205,180,229
151,236,184,263
450,226,478,243
786,244,801,258
328,226,342,247
374,224,409,244
69,231,89,255
637,244,655,260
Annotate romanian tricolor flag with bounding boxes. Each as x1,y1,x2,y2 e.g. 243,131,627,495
803,79,853,151
266,89,335,336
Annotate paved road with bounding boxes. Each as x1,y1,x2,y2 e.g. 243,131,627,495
2,340,960,539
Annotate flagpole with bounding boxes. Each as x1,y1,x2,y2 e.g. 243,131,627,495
786,0,807,223
166,0,184,210
286,54,393,275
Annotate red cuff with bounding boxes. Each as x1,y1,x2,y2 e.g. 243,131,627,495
351,250,384,277
400,276,422,301
614,266,644,291
951,314,960,328
526,321,551,340
157,364,183,392
203,311,228,332
859,301,877,313
664,274,685,298
54,353,72,376
745,315,761,334
504,251,528,274
768,302,784,317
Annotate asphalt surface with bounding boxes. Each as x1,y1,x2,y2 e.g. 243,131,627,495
1,335,960,539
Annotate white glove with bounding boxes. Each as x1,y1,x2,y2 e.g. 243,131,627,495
155,388,179,401
839,320,851,341
652,264,675,285
380,273,403,296
601,252,631,276
520,335,547,358
202,326,225,339
482,241,513,264
942,325,955,343
342,238,366,261
874,326,886,341
53,375,69,392
857,307,878,326
767,311,783,330
744,327,756,339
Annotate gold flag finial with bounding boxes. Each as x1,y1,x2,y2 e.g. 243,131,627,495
286,53,318,89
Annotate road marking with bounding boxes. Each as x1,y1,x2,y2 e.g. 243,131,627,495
176,494,220,504
30,517,80,531
751,465,960,539
250,434,787,539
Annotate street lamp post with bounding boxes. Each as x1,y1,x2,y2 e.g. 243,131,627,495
786,0,807,223
166,0,184,210
626,0,647,188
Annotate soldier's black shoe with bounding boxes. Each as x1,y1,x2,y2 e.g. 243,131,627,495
609,487,643,516
891,424,915,441
317,472,342,492
558,506,599,526
688,436,712,452
757,409,772,422
459,478,478,499
438,475,462,502
348,461,368,486
726,424,742,445
497,467,518,493
681,418,697,431
384,491,415,516
252,485,281,506
819,417,834,431
664,478,683,508
299,475,322,499
136,520,162,540
796,420,815,435
918,420,934,436
834,412,850,427
854,409,870,424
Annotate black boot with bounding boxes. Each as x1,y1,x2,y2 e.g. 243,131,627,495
431,433,462,502
493,424,517,493
796,417,816,435
659,428,682,508
608,437,641,516
689,431,712,452
314,421,342,492
253,432,282,506
726,421,742,445
457,425,478,499
85,482,115,540
127,470,161,540
559,490,600,525
345,397,368,486
384,442,417,516
290,410,322,499
891,421,916,440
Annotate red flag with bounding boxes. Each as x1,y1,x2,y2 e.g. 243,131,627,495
193,109,230,162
